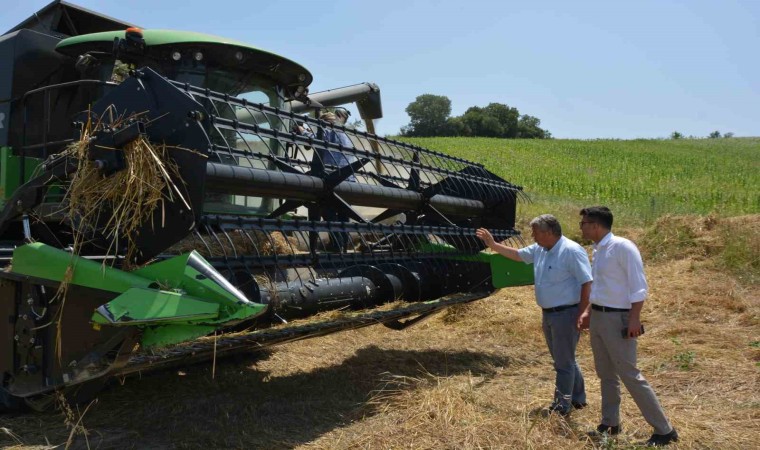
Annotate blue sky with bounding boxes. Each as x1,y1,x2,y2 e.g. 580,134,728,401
3,0,758,138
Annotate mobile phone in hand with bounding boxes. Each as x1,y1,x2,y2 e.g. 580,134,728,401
621,324,645,339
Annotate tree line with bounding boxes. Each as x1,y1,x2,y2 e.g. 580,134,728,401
671,130,735,139
400,94,551,139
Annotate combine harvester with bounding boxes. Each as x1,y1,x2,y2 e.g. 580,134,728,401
0,1,532,410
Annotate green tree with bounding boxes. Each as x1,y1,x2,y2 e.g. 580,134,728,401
461,107,504,137
483,103,520,137
402,95,550,138
670,131,684,139
443,116,471,136
708,130,722,139
517,115,550,139
402,94,452,136
723,132,735,138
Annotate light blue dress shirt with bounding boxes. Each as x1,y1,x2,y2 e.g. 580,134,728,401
517,236,593,308
318,129,357,181
302,126,357,180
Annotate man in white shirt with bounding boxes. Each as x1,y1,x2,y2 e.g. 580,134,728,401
577,206,678,447
477,214,592,416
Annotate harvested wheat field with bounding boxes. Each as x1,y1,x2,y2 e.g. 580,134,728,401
1,215,758,450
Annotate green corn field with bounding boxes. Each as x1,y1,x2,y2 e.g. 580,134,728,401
399,136,759,224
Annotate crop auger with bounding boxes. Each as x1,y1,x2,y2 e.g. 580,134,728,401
0,1,533,411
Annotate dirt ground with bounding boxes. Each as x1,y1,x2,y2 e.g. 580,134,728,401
1,217,758,449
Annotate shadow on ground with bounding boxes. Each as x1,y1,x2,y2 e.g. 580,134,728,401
1,345,510,449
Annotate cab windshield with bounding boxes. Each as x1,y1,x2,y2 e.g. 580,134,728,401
173,65,281,106
169,63,288,215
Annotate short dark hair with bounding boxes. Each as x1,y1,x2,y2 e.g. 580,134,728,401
580,206,613,229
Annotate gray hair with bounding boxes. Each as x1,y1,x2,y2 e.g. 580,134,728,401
319,112,338,124
529,214,562,236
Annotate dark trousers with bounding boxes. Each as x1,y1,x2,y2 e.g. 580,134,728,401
542,305,586,412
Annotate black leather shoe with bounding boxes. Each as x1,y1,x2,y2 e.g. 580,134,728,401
572,401,588,410
646,428,678,446
588,423,621,437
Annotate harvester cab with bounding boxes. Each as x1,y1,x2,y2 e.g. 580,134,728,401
0,1,533,411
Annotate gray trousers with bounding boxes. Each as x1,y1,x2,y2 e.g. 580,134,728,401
542,305,586,412
590,310,672,434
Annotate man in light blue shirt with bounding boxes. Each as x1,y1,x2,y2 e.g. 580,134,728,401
297,110,357,250
477,214,592,416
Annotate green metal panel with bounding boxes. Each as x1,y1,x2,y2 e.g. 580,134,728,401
0,147,42,203
416,242,534,288
91,287,220,326
59,30,272,53
140,324,217,348
475,252,535,288
134,252,260,311
55,29,311,85
134,252,268,323
11,243,151,293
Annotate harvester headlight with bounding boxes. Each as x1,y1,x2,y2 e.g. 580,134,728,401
235,51,244,62
193,51,204,62
171,51,182,61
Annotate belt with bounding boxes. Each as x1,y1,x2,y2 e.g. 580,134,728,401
592,304,630,312
542,303,579,313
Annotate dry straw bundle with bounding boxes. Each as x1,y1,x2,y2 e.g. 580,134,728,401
63,109,190,267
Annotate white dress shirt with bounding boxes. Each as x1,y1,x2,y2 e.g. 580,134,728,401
590,232,648,308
